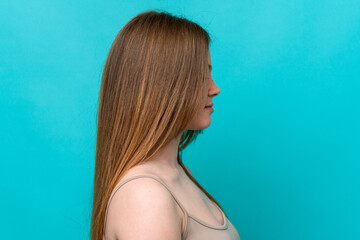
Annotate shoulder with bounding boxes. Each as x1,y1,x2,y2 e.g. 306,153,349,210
183,165,194,177
105,177,182,240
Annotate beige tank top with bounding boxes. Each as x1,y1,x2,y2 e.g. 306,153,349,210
103,174,241,240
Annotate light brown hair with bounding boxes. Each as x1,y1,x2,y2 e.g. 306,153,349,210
91,10,225,240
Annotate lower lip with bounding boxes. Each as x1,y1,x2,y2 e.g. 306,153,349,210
204,106,214,112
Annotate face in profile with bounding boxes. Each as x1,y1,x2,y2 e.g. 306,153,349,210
187,51,220,130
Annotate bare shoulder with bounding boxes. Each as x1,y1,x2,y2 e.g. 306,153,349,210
183,165,193,177
105,177,182,240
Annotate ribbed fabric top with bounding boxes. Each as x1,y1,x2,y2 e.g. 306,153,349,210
103,174,241,240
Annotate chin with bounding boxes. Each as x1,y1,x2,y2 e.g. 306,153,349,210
204,120,211,129
197,119,212,130
186,116,212,130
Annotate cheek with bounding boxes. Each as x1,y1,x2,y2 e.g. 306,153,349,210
196,107,209,121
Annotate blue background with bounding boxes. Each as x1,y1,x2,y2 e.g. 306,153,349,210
1,1,359,239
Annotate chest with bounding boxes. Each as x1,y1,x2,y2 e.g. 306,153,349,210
165,176,225,227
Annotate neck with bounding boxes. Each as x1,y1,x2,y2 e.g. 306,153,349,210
144,133,183,175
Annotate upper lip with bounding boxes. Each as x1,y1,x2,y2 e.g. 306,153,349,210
205,103,213,108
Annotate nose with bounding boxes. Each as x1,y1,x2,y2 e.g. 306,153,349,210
208,78,220,97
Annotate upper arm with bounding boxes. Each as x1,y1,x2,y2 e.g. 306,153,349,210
105,178,182,240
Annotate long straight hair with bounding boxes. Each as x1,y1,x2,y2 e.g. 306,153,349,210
91,10,226,240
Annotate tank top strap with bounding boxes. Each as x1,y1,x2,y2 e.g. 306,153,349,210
103,174,189,239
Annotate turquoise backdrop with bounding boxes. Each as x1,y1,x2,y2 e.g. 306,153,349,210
1,1,359,239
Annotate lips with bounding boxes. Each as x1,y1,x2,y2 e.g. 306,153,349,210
205,104,213,108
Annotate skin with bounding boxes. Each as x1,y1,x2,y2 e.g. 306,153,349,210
137,49,220,175
105,50,221,240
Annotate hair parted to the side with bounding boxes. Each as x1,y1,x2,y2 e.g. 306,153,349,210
91,10,225,240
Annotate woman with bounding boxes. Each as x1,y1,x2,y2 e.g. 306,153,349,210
91,10,241,240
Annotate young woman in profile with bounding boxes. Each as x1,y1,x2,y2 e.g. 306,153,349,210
91,10,241,240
